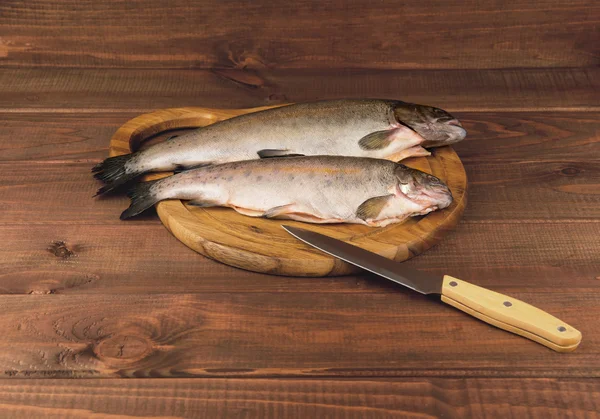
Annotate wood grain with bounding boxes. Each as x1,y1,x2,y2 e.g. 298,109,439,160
0,222,598,295
0,112,132,162
1,0,598,410
0,292,596,378
0,378,598,418
0,160,598,293
454,112,600,163
2,160,599,225
1,68,598,113
1,0,598,70
2,110,598,163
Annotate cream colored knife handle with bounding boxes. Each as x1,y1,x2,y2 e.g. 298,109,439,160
441,276,582,352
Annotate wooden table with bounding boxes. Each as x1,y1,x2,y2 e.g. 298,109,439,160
1,1,599,417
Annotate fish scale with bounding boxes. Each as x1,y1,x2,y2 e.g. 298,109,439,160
92,99,466,196
120,156,454,227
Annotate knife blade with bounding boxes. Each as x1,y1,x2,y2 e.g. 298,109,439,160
282,225,582,353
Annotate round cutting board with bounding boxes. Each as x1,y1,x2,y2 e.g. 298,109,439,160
108,106,467,276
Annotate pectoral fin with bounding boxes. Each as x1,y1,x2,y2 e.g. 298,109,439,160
358,130,396,150
263,204,298,218
258,149,305,159
356,194,394,221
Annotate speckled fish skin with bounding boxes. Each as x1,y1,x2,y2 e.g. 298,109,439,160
92,99,466,195
121,156,453,227
133,100,465,171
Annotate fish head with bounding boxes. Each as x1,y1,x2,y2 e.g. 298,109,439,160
393,102,466,147
394,165,453,212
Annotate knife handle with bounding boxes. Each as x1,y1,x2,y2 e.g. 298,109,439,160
440,276,582,352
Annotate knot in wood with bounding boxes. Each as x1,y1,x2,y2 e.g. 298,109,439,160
93,335,152,367
560,167,581,177
48,241,75,259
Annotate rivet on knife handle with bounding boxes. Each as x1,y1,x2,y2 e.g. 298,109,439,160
441,276,582,352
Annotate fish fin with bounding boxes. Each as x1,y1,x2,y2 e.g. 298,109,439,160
356,194,394,221
257,149,305,159
187,199,220,208
263,204,297,218
384,145,431,162
278,213,340,223
231,206,265,217
367,216,408,227
404,145,431,158
358,130,395,150
173,162,213,174
92,153,140,196
120,179,162,219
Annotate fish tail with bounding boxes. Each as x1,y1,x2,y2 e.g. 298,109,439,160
92,153,140,196
120,179,162,220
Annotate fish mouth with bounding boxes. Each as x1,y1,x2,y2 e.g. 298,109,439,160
419,186,453,210
393,103,466,147
404,187,453,212
419,124,467,147
446,124,467,142
396,118,466,147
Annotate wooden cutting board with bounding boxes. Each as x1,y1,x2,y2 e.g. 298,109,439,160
108,106,467,276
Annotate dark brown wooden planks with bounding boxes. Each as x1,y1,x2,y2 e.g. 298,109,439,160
2,160,599,224
0,68,598,112
0,292,597,379
0,223,364,295
1,110,598,163
455,112,600,162
1,0,598,70
0,222,598,295
0,378,598,418
0,158,599,294
463,160,600,221
0,113,132,162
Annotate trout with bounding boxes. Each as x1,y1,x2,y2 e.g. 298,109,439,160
120,156,453,227
93,99,466,195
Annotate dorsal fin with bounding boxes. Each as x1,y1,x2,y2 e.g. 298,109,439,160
257,149,305,159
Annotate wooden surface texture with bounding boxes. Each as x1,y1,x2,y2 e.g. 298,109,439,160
1,0,599,416
0,378,598,418
0,68,598,417
1,0,598,70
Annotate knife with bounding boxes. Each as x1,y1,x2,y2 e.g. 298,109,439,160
282,225,582,352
